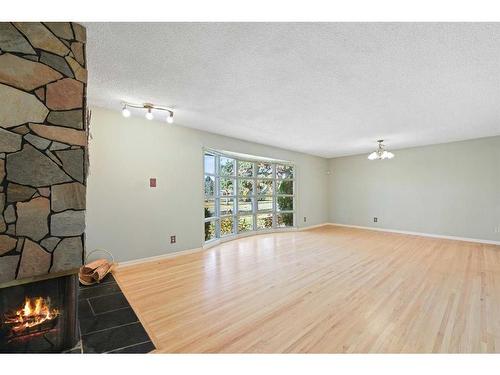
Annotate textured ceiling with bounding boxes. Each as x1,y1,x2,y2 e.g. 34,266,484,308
86,23,500,158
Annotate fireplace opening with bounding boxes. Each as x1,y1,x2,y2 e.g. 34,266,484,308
4,296,60,339
0,274,79,353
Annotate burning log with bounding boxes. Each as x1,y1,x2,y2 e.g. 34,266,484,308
2,297,59,338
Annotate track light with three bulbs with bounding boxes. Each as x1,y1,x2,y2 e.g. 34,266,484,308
121,102,174,124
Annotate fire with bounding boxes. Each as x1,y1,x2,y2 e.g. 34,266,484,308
4,297,59,334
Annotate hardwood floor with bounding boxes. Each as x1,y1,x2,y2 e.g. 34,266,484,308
113,226,500,353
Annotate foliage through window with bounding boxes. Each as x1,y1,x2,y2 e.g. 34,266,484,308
204,151,295,242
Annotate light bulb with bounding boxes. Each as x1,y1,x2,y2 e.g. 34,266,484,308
368,152,378,160
122,106,131,118
166,112,174,124
386,152,395,159
145,108,154,120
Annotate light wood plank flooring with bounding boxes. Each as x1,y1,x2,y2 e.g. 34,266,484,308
113,226,500,353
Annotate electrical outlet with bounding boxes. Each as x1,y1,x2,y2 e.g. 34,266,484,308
304,217,307,223
373,217,378,223
170,235,176,244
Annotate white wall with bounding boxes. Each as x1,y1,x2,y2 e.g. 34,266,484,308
328,136,500,242
86,106,329,262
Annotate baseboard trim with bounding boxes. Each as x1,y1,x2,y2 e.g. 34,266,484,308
117,222,499,268
327,223,500,246
299,223,331,231
117,247,204,269
118,223,332,268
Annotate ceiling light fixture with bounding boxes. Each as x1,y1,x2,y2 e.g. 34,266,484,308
368,140,395,160
121,104,131,118
145,107,154,120
166,112,174,124
120,101,174,123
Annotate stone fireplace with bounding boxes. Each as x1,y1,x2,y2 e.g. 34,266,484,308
0,22,87,352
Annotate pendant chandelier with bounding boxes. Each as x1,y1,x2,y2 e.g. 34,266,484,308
368,140,395,160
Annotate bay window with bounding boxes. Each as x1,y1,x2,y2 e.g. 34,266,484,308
203,150,295,243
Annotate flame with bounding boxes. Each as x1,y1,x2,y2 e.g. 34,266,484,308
4,297,59,333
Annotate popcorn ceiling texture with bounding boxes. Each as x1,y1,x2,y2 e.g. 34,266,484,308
86,22,500,158
0,22,87,283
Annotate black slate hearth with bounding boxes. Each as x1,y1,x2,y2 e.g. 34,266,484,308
73,274,155,354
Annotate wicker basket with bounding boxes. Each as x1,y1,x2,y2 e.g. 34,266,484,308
79,249,115,286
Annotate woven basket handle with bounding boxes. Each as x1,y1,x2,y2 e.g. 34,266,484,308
85,248,114,264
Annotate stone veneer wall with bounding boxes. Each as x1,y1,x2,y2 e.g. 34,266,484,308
0,22,87,283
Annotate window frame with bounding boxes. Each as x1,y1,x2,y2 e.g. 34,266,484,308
203,152,220,242
203,149,296,243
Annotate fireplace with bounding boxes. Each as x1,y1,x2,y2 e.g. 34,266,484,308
0,274,79,353
0,21,87,353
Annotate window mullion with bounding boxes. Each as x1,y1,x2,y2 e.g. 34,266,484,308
235,177,239,235
216,155,220,239
272,163,276,229
252,163,257,231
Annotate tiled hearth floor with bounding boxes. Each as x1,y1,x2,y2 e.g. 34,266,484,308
71,274,155,353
